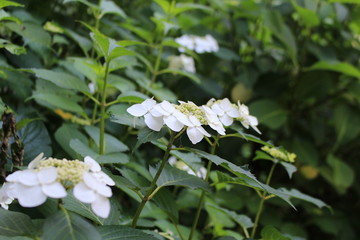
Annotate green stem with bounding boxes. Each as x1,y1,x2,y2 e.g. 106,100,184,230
131,132,176,228
250,161,277,238
99,60,110,155
150,43,163,86
188,137,218,240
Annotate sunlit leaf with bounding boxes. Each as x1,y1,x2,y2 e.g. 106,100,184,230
306,61,360,79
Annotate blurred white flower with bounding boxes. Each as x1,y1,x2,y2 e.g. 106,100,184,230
237,101,261,134
168,157,207,180
5,167,67,207
175,34,219,54
207,98,240,126
88,82,96,94
127,98,164,131
169,54,196,73
0,183,14,209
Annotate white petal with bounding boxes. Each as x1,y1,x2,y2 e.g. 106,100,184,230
226,108,241,118
37,167,57,184
28,153,45,169
84,156,101,172
189,115,201,126
144,113,164,131
83,172,112,197
91,194,111,218
220,115,234,126
186,127,204,144
174,111,191,126
127,104,147,117
164,115,183,132
93,172,115,186
198,126,211,137
18,170,39,186
16,184,47,207
6,171,21,182
42,182,67,198
73,182,96,203
141,98,157,111
160,101,175,114
211,103,224,116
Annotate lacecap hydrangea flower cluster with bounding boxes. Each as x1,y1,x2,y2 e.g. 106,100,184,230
127,98,260,144
175,34,219,53
0,154,115,218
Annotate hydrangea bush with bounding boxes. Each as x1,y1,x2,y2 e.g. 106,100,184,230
3,0,357,239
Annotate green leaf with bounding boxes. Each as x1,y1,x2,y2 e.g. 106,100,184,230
0,209,36,237
42,210,101,240
69,139,129,164
31,92,84,113
119,23,154,43
98,225,159,240
261,225,291,240
157,68,201,84
206,203,253,229
263,10,298,66
19,120,52,165
5,22,51,47
0,0,24,8
15,118,41,131
190,148,262,186
173,3,214,15
84,126,129,153
29,69,89,92
0,39,26,55
277,188,329,209
149,164,211,191
152,188,179,223
215,171,295,209
109,104,146,129
249,99,287,129
62,194,105,225
321,154,355,194
279,161,297,179
55,124,89,159
306,61,360,79
333,104,360,146
291,0,320,27
100,0,126,19
133,127,167,151
114,91,148,104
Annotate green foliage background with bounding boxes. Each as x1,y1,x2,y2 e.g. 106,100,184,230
1,0,360,239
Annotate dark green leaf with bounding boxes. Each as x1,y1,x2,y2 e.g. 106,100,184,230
149,164,211,191
98,225,159,240
152,188,179,223
42,210,101,240
277,188,329,209
133,127,167,151
0,209,36,237
261,225,291,240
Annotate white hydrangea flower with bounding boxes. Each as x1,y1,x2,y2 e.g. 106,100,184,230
127,98,164,131
201,105,226,135
175,34,219,54
186,115,211,144
154,100,191,132
175,35,195,52
169,54,196,73
0,183,14,209
5,167,67,207
73,156,115,218
168,157,207,180
207,98,240,126
237,101,261,134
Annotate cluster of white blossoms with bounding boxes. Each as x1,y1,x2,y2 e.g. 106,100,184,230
175,34,219,53
127,98,260,144
168,54,196,73
0,154,115,218
168,157,207,179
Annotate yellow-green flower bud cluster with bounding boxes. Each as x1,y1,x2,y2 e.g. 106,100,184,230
261,146,296,163
176,102,207,125
36,158,90,184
